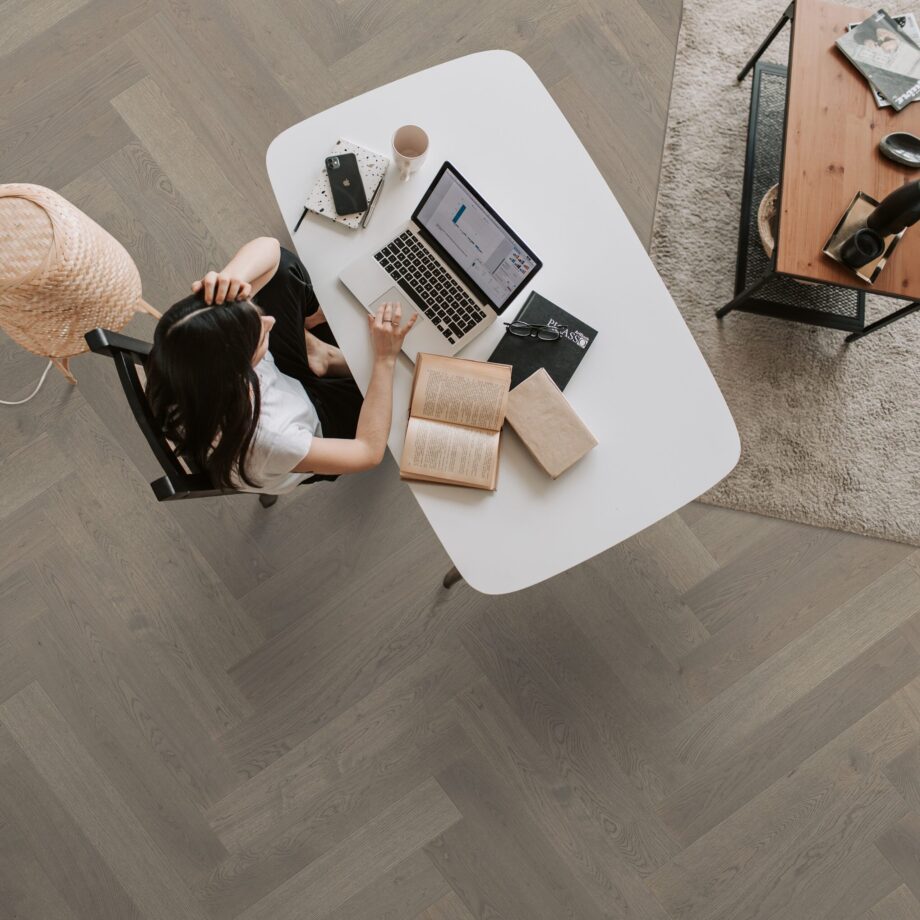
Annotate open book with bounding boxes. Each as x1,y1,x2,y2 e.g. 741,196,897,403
399,353,512,491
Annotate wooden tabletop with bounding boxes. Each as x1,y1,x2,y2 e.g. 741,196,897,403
778,0,920,298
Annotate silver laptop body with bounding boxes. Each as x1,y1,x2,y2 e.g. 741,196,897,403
339,161,542,363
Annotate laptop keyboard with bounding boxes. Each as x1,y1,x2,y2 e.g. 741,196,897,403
374,230,487,344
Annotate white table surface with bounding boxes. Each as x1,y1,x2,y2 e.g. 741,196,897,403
266,50,739,595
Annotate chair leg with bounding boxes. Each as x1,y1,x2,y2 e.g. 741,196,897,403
442,565,463,589
137,298,162,320
50,355,77,385
259,493,278,509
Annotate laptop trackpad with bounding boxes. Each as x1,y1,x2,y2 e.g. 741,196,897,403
369,286,415,320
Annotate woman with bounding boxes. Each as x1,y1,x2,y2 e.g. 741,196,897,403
145,237,416,494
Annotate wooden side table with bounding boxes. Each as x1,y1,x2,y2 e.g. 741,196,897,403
721,0,920,342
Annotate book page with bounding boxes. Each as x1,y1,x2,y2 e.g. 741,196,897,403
410,353,511,431
400,417,500,489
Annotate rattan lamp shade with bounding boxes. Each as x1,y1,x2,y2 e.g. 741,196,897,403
0,183,158,384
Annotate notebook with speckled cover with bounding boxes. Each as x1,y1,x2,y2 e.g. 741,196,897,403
305,139,388,229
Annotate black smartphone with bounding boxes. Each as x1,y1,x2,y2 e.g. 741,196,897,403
325,153,367,216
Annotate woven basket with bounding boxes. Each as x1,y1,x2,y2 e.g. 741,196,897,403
757,183,819,287
0,183,157,384
757,184,779,259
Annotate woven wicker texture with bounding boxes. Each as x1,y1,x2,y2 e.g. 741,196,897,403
0,183,143,360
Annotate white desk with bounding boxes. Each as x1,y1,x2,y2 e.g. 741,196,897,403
266,51,739,595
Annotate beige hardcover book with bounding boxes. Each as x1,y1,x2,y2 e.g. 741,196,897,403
505,368,597,479
400,353,512,491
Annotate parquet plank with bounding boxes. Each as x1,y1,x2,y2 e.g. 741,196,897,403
0,565,49,644
223,0,343,114
200,718,468,918
679,532,913,705
28,542,239,811
546,562,697,728
659,633,920,846
453,678,673,919
648,700,916,920
235,778,461,920
682,521,841,634
325,850,450,920
859,884,920,920
875,812,920,903
414,890,478,920
123,10,300,223
0,683,208,920
0,813,80,920
42,472,255,738
222,639,478,780
885,740,920,811
668,560,920,771
0,0,154,108
433,752,622,920
0,0,92,58
0,433,71,520
0,726,141,920
460,603,680,876
111,76,272,250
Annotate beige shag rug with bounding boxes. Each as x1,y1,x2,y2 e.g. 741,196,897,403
651,0,920,545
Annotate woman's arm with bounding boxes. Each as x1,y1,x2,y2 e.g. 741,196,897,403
293,302,416,475
191,237,281,304
295,356,396,474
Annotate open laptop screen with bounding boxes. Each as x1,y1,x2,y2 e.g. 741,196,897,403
414,162,542,312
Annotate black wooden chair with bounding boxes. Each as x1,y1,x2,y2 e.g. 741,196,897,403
84,327,308,508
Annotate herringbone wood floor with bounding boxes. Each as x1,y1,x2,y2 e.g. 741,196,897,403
3,1,920,918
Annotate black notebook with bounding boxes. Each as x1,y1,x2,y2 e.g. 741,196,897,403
488,292,598,390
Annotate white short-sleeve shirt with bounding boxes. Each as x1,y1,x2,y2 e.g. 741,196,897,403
230,351,323,494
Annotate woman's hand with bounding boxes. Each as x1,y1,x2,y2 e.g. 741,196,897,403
368,301,417,363
191,271,253,305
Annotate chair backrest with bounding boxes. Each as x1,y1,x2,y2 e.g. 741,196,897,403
84,327,230,501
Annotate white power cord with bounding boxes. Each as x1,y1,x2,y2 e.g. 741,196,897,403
0,358,54,405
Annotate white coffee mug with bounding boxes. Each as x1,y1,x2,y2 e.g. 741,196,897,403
392,124,429,181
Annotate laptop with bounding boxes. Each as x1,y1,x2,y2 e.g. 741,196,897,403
339,161,542,362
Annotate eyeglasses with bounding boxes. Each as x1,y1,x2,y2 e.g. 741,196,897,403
503,321,568,341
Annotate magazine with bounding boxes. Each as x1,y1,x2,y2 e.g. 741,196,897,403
846,13,920,107
837,9,920,111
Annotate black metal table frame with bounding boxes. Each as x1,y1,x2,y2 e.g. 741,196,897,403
719,1,920,343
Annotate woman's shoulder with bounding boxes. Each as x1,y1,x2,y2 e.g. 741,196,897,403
255,350,278,371
253,350,282,388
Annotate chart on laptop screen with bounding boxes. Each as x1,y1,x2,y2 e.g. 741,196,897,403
417,167,536,308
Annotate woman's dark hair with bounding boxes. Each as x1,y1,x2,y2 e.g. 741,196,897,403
145,293,263,490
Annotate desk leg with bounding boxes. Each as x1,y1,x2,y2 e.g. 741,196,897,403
716,271,774,319
738,2,795,82
845,300,920,343
442,566,463,589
